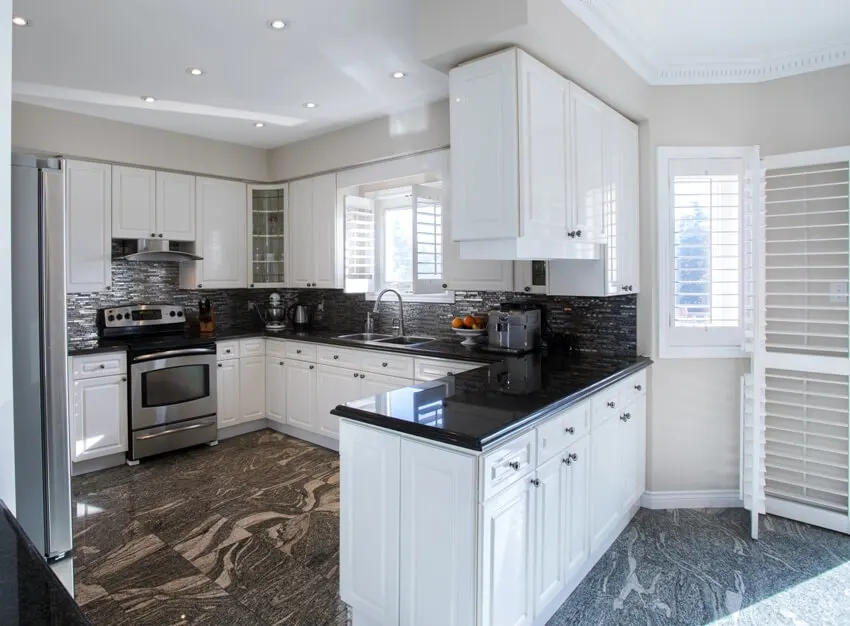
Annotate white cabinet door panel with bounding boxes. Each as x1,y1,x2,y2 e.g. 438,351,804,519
315,365,362,439
194,178,247,289
570,85,605,244
71,375,127,462
564,436,590,582
312,173,339,289
360,373,410,396
284,360,317,431
239,356,266,422
340,421,400,625
112,165,156,239
622,397,646,510
265,357,286,424
589,415,621,553
65,160,112,293
156,171,196,241
288,178,313,288
400,440,476,626
480,477,535,626
216,359,240,429
533,456,566,616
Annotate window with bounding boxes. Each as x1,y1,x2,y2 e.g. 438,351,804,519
657,147,759,358
344,183,447,300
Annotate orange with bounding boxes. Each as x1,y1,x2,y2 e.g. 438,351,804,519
463,315,476,328
451,317,464,329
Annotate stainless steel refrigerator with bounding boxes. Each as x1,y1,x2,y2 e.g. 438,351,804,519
11,154,73,563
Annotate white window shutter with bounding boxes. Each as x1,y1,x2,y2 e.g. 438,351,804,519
344,194,375,294
411,184,444,294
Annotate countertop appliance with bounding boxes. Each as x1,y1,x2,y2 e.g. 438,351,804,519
97,304,218,463
486,302,542,354
257,291,286,331
288,303,313,331
11,154,72,564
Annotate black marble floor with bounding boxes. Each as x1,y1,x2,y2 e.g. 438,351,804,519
72,430,347,626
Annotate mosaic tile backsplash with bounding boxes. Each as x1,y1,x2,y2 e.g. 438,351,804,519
67,250,637,356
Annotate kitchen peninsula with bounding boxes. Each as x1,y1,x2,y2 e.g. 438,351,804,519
333,352,651,626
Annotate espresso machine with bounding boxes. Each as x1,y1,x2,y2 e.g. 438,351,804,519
486,302,542,354
256,292,287,331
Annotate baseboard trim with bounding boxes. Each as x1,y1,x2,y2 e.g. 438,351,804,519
640,490,743,510
266,421,339,452
217,420,268,440
72,453,126,476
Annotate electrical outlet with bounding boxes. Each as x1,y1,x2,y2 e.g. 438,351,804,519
247,302,255,311
829,281,848,304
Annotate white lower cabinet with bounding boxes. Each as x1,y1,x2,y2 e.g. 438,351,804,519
588,413,621,553
360,372,410,396
316,365,363,438
239,356,266,422
621,397,646,510
563,436,590,582
284,360,317,431
533,455,567,614
216,359,240,429
70,373,128,462
481,477,536,626
265,356,286,424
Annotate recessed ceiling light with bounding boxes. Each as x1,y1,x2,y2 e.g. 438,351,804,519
268,19,286,30
391,71,407,79
303,102,317,109
12,16,28,26
254,122,265,128
187,68,204,76
141,96,156,103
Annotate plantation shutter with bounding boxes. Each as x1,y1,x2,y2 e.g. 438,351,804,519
344,194,375,294
411,184,444,294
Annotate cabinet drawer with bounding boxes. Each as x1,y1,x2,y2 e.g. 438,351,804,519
414,357,483,382
216,341,239,360
317,345,363,369
70,352,127,380
239,338,265,357
536,401,590,464
360,351,414,378
481,430,536,500
285,341,317,361
591,383,622,430
266,339,286,359
620,369,647,407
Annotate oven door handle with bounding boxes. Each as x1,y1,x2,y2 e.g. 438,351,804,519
133,347,216,362
136,419,216,441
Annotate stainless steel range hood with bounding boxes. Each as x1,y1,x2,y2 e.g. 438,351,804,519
120,239,203,262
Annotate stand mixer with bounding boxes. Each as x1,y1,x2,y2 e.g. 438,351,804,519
256,292,287,331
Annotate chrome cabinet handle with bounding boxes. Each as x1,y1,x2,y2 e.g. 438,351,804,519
297,349,302,354
620,412,631,422
565,426,575,434
150,232,156,237
158,233,163,238
225,349,231,354
359,374,365,379
563,452,579,465
197,284,202,288
524,286,530,292
353,372,358,378
217,363,222,368
309,365,315,370
508,461,520,470
279,361,284,365
99,364,105,369
382,362,388,367
530,478,540,487
121,376,127,382
333,355,339,360
635,384,642,391
607,401,615,408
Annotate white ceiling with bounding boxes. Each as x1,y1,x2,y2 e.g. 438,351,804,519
11,0,449,148
563,0,850,84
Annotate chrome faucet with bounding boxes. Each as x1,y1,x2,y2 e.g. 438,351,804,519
373,288,404,336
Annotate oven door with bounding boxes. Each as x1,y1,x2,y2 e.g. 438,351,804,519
130,347,217,430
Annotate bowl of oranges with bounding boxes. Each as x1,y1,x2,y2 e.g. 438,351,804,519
451,313,488,346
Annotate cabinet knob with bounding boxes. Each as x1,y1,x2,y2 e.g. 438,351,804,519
296,349,302,354
99,364,105,369
150,232,156,237
634,384,642,391
105,286,111,290
359,373,365,379
622,285,629,292
567,231,575,238
565,426,575,434
121,376,127,382
524,286,531,292
575,230,582,238
158,233,163,238
333,355,339,360
620,412,631,422
280,361,284,365
225,349,231,354
353,372,358,378
442,283,448,289
382,362,388,368
530,478,540,487
249,283,254,288
508,461,520,471
607,401,616,408
217,363,222,368
563,452,578,465
197,284,202,288
447,371,453,376
309,365,315,370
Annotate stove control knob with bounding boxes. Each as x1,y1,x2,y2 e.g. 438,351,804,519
107,315,115,322
177,311,184,317
116,314,123,320
169,311,176,317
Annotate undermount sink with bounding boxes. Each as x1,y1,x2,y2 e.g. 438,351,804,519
372,335,436,346
336,333,394,342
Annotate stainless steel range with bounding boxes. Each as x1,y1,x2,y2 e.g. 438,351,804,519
97,304,218,463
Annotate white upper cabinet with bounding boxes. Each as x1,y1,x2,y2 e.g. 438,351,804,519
247,185,287,288
288,173,341,289
65,159,112,293
180,178,247,289
112,166,156,239
449,48,600,261
443,244,515,292
570,85,606,244
156,171,196,241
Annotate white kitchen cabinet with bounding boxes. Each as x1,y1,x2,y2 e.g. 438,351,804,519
617,119,641,294
360,372,411,396
533,455,566,615
589,412,622,554
570,84,606,244
340,421,401,625
288,173,340,289
156,171,196,241
622,397,647,510
265,356,286,424
239,355,266,423
248,184,287,288
399,440,476,626
564,436,590,582
284,360,317,431
480,476,535,626
112,165,156,239
449,48,599,261
216,358,240,429
65,160,112,293
443,242,515,291
69,373,127,462
180,177,247,289
315,365,363,438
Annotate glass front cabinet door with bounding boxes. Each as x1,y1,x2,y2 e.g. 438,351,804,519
248,185,287,288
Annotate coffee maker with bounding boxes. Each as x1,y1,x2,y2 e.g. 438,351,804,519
486,302,542,354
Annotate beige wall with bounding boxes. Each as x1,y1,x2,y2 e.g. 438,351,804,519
0,0,13,512
12,102,269,181
267,100,450,181
643,64,850,493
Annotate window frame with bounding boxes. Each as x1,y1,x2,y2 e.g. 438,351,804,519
657,146,753,359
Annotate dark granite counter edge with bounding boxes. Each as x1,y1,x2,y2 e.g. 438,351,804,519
332,357,652,451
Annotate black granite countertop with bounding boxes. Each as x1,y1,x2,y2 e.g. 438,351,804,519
0,500,90,625
332,352,652,451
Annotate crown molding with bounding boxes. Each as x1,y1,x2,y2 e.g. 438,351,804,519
562,0,850,85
